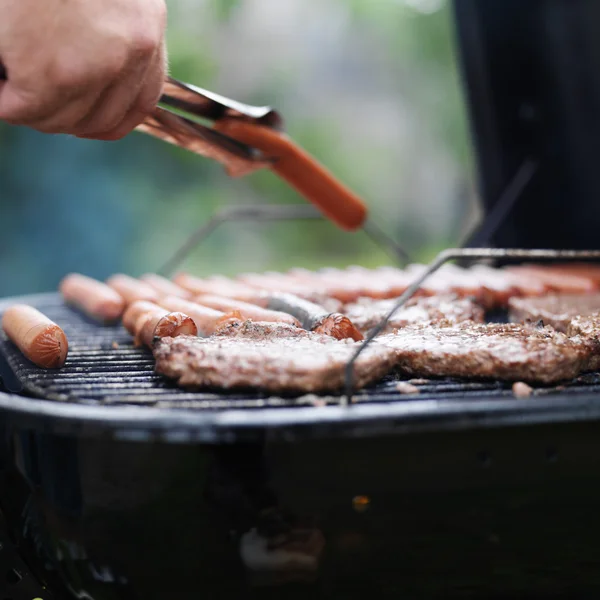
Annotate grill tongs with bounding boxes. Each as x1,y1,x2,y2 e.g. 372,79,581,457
140,77,368,232
0,66,406,259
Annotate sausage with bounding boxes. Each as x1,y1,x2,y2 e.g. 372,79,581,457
467,265,521,305
266,293,363,341
194,294,301,327
106,274,160,305
140,274,192,299
288,267,390,304
506,266,597,294
59,273,125,322
122,301,162,334
537,264,600,285
2,304,68,368
213,119,367,231
132,306,197,348
238,271,320,299
173,273,259,302
497,267,547,296
157,296,241,336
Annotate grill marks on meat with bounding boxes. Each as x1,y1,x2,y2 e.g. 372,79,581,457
153,321,394,393
344,294,485,335
509,293,600,332
379,321,588,384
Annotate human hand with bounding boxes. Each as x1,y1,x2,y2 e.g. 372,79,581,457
0,0,167,140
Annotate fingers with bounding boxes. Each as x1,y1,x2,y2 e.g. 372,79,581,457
0,0,167,137
0,53,123,129
78,41,166,141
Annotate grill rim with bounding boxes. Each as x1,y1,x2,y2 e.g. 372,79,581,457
3,387,600,443
3,292,600,443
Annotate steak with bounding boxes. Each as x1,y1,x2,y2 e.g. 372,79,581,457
153,321,396,393
509,293,600,332
343,294,484,335
379,320,588,383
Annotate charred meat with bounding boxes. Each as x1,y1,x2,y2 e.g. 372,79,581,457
154,321,394,393
509,293,600,332
343,294,485,335
379,320,588,384
568,314,600,371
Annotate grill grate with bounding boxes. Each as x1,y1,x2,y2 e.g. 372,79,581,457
2,293,600,410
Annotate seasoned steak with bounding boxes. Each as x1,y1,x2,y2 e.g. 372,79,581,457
343,294,484,335
509,293,600,332
379,320,588,383
153,321,396,393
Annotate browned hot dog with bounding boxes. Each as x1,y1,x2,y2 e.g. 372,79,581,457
122,300,161,334
213,119,367,231
106,274,160,305
194,294,301,327
505,266,597,294
157,296,241,336
132,305,197,348
2,305,68,368
59,273,125,322
140,274,192,299
173,273,259,302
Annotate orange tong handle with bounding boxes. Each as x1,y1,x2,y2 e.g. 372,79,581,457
213,119,368,231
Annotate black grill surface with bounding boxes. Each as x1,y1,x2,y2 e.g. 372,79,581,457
3,293,600,410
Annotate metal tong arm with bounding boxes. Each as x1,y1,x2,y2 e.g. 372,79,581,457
142,77,369,231
138,77,280,178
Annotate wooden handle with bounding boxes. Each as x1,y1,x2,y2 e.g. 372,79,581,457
214,119,368,231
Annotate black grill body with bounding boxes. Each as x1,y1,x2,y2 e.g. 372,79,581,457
3,295,600,598
453,0,600,249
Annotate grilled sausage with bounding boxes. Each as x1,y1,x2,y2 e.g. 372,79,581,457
213,119,367,231
174,273,258,302
194,294,301,327
157,296,241,336
497,267,547,296
140,274,192,299
506,266,597,294
106,274,160,305
266,293,364,341
132,305,197,348
122,300,161,334
2,305,68,368
238,271,318,299
60,273,125,322
543,263,600,284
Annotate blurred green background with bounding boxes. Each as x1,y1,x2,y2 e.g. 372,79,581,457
0,0,479,297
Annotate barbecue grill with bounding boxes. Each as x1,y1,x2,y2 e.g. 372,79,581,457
4,1,600,599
